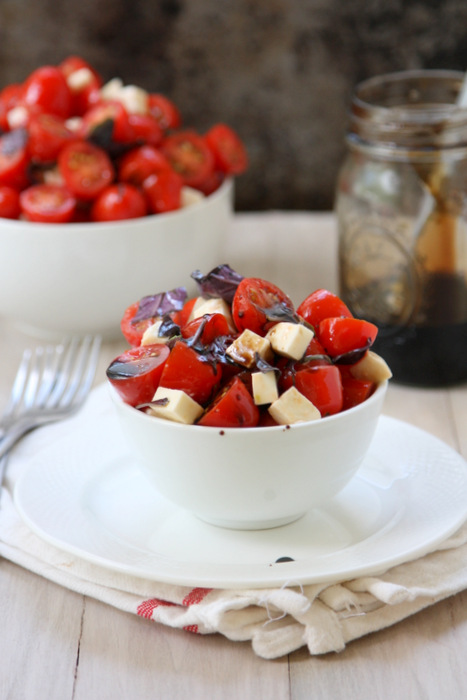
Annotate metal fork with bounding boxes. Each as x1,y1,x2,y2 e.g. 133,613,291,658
0,335,101,480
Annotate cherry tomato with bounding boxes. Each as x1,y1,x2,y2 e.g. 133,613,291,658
340,372,375,411
205,123,248,175
0,185,21,219
121,301,157,346
148,93,181,131
91,183,147,222
231,277,295,336
159,340,222,405
59,57,102,117
128,114,163,146
59,56,103,86
280,363,343,416
23,66,72,118
198,376,259,428
143,168,183,214
195,170,224,196
318,317,378,358
81,101,133,143
118,145,170,187
19,184,76,223
161,130,215,189
106,344,170,407
297,289,352,329
181,313,231,345
172,297,197,327
0,129,30,189
27,113,73,162
0,83,24,131
58,140,114,200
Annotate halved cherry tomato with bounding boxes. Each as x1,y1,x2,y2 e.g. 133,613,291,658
172,297,197,327
23,66,72,119
205,123,248,175
81,101,133,143
161,130,215,189
318,317,378,358
120,301,157,346
280,363,343,416
198,376,259,428
58,140,114,200
128,114,163,146
91,183,147,222
143,168,183,214
181,313,231,345
340,372,375,411
148,93,181,131
0,83,24,131
27,113,73,162
0,129,29,189
59,56,102,117
59,56,103,86
297,289,353,328
231,277,295,336
19,184,76,223
0,185,21,219
159,340,222,405
106,344,170,407
118,145,170,187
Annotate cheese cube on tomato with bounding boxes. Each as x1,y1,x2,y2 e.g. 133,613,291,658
252,371,279,405
350,350,393,383
266,322,314,360
66,67,94,91
148,387,203,424
190,296,235,331
7,106,29,129
119,85,149,115
226,329,273,368
141,320,171,346
100,78,124,100
268,386,321,425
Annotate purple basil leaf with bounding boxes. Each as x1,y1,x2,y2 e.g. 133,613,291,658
131,287,187,325
1,128,28,156
332,343,372,365
191,265,244,303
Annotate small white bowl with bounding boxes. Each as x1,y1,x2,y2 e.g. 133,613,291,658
0,179,233,340
110,381,388,530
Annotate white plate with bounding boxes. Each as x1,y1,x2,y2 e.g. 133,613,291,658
13,386,467,589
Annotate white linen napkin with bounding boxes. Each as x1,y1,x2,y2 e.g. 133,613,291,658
1,384,467,660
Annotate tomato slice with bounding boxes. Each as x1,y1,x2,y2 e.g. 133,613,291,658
23,66,72,119
161,130,215,189
231,277,295,336
148,94,181,131
118,145,170,187
280,364,343,416
159,340,222,405
181,313,231,345
0,129,29,189
81,101,133,143
90,183,147,222
58,140,115,200
106,344,170,407
318,317,378,358
340,373,375,411
128,114,163,147
297,289,353,329
0,185,21,219
205,123,248,175
19,184,76,223
198,376,259,428
120,301,156,346
143,168,183,214
28,113,73,162
172,297,197,327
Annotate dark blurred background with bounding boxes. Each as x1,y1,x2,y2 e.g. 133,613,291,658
1,0,467,211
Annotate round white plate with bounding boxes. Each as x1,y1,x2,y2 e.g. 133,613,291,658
13,386,467,589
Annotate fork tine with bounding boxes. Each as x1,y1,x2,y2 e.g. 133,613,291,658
2,348,33,417
58,335,101,408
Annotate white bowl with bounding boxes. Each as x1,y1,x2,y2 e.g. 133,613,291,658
0,178,233,340
110,381,388,530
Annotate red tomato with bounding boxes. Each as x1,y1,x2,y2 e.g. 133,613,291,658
161,130,215,189
19,184,76,223
28,113,73,162
297,289,352,328
181,313,231,345
159,340,222,405
106,344,170,407
121,301,157,347
173,297,197,327
23,66,72,118
205,123,248,175
231,277,295,336
304,335,329,360
0,83,24,130
58,140,115,200
280,364,344,416
59,56,102,116
195,170,224,196
128,114,163,146
148,93,181,131
340,373,375,411
81,101,133,143
143,168,183,214
198,376,259,428
90,183,147,222
59,56,103,86
118,145,170,186
0,130,29,189
318,317,378,358
0,185,21,219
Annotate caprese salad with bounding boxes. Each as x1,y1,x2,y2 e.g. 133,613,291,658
106,265,392,428
0,57,248,223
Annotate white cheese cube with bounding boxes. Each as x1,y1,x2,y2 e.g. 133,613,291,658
226,329,273,369
66,67,94,91
65,117,83,132
100,78,124,100
7,106,29,129
350,350,393,383
181,186,205,208
190,296,235,332
252,371,279,405
119,85,149,115
141,320,172,346
268,386,321,425
266,322,314,360
42,167,65,187
148,387,203,424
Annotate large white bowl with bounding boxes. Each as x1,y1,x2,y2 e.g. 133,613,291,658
110,381,388,530
0,178,233,340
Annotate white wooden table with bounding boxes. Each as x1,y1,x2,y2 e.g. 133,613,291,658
1,213,467,699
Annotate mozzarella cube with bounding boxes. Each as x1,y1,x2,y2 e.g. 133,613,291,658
252,371,279,405
181,186,205,208
268,386,321,425
7,106,29,129
190,296,235,331
141,320,172,346
119,85,149,115
266,322,314,360
350,351,393,383
66,67,94,91
226,329,273,369
100,78,124,100
65,117,83,132
148,387,203,424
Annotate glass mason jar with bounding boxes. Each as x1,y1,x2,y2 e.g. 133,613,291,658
336,70,467,387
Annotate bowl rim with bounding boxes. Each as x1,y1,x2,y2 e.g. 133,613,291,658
109,379,388,435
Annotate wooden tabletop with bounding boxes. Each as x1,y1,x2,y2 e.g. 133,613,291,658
1,212,467,699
